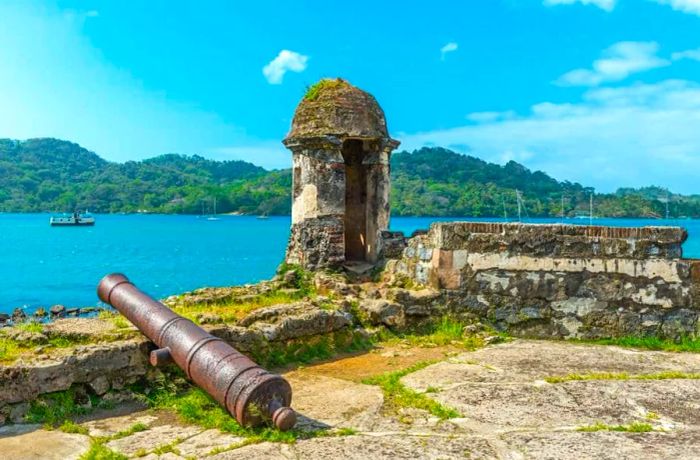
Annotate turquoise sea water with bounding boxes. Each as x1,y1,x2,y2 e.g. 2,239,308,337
1,214,699,314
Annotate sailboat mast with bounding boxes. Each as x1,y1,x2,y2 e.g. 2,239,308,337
561,195,565,222
516,190,522,222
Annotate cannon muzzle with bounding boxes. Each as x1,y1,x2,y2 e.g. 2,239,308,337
97,273,297,431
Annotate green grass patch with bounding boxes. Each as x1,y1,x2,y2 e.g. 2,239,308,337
16,322,45,333
58,419,89,435
152,442,180,455
0,336,25,363
98,310,131,330
0,326,106,364
579,336,700,353
141,385,325,443
172,288,313,325
78,440,128,460
25,387,96,426
376,317,498,350
545,370,700,383
252,330,372,369
362,361,461,420
110,422,149,440
577,422,654,433
303,78,347,101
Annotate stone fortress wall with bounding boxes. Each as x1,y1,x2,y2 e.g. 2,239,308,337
380,222,700,339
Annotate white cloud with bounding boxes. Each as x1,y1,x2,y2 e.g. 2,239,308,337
466,111,517,123
651,0,700,16
672,47,700,61
398,80,700,194
440,42,458,60
543,0,616,11
262,50,309,85
556,41,670,86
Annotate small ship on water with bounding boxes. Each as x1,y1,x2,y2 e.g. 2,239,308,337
50,211,95,226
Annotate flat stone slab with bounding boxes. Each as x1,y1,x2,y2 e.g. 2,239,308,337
0,425,90,460
106,423,202,457
175,429,246,458
81,411,159,437
502,429,700,460
286,373,384,431
208,435,498,459
402,340,700,387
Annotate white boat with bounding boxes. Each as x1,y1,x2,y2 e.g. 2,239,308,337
50,211,95,226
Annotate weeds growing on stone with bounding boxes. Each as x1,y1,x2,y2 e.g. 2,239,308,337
0,336,23,363
78,440,128,460
152,442,180,455
376,317,495,350
304,78,347,101
580,336,700,353
545,370,700,383
98,310,131,330
141,384,319,443
0,324,113,364
25,387,97,426
16,321,45,333
111,422,149,440
254,330,373,369
58,419,89,435
172,289,311,325
576,422,654,433
362,361,461,420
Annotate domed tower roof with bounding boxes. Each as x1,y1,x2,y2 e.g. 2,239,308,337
285,79,391,143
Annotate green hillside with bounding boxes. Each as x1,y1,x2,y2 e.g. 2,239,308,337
0,138,698,218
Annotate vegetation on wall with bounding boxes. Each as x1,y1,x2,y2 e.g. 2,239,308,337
2,138,699,218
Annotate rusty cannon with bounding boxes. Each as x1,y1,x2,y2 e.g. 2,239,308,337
97,273,297,431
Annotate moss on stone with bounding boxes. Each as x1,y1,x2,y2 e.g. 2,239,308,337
576,421,655,433
362,361,461,420
577,335,700,353
304,78,349,102
287,78,389,140
545,370,700,383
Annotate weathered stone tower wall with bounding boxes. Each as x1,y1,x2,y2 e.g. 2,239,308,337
283,79,399,269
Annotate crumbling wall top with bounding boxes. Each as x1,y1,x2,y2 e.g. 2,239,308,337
285,78,390,143
426,222,688,259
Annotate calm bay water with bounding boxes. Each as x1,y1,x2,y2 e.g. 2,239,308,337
1,213,699,314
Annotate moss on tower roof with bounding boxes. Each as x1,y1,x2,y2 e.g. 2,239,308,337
286,78,389,141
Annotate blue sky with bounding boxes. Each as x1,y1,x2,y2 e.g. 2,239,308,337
2,1,700,193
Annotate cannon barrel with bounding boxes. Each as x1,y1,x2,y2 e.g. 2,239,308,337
97,273,297,431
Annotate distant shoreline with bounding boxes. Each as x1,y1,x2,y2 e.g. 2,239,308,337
0,211,695,220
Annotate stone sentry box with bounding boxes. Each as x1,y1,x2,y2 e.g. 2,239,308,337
283,79,400,270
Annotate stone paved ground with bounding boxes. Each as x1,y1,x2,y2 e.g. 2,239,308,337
2,339,700,459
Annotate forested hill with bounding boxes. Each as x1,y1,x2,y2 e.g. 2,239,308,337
1,138,699,218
